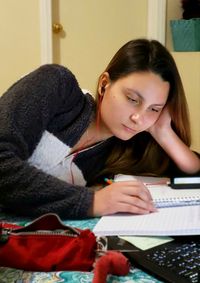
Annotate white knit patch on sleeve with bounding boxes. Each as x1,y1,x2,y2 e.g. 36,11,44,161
28,130,86,186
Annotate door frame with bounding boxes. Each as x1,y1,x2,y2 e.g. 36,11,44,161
39,0,166,64
148,0,166,45
40,0,52,64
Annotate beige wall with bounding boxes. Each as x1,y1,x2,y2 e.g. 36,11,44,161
0,0,41,95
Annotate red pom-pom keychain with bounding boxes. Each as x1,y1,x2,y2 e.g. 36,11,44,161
92,250,130,283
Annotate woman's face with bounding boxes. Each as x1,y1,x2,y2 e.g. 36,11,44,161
99,71,170,140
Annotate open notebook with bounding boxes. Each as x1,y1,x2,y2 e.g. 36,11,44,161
93,175,200,236
114,174,200,208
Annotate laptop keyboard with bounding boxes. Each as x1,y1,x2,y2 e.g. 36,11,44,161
146,240,200,283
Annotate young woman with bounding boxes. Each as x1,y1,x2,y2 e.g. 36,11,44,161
0,39,199,219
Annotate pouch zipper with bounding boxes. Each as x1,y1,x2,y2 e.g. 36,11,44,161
0,228,79,243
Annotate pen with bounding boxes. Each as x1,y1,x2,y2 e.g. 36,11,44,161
104,178,114,185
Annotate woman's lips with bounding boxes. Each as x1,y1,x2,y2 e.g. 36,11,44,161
123,124,137,134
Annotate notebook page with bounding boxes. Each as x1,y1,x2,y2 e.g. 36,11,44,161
93,205,200,236
114,174,200,207
148,185,200,200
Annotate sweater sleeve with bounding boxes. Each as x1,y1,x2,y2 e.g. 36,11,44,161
0,64,94,219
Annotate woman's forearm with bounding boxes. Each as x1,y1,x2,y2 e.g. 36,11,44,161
152,127,200,174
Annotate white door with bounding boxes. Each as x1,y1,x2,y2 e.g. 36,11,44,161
52,0,148,93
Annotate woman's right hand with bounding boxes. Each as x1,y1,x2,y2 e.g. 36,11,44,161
91,180,157,217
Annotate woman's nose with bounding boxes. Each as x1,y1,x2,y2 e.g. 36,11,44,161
130,112,142,124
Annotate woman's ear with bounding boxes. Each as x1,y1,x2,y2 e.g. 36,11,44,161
98,72,110,96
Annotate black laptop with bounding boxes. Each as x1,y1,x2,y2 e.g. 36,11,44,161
107,235,200,283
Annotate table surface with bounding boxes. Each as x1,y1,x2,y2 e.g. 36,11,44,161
0,214,163,283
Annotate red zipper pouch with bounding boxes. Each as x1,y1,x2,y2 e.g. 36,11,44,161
0,213,97,272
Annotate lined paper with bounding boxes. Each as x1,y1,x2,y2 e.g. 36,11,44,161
93,205,200,236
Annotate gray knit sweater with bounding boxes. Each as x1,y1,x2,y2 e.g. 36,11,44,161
0,64,115,219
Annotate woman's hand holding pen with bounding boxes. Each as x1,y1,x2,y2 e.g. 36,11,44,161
91,180,157,217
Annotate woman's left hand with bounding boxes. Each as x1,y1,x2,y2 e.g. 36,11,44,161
147,106,200,174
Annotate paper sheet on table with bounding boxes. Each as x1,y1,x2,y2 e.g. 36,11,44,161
119,235,174,250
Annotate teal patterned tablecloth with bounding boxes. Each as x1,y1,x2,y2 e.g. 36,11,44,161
0,214,163,283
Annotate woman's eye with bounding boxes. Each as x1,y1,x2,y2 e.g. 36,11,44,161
151,108,160,113
127,96,138,104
